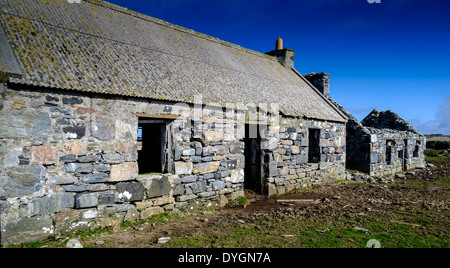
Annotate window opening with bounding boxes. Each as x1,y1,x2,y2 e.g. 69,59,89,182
386,140,393,164
308,129,321,163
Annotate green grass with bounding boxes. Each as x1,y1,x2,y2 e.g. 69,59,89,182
165,171,450,248
166,212,450,248
426,155,450,166
425,150,450,165
227,196,250,208
404,176,450,189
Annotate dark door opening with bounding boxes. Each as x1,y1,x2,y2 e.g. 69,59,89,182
137,120,167,174
244,124,263,194
402,139,408,171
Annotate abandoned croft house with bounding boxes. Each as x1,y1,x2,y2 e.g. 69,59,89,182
0,0,350,245
0,0,427,246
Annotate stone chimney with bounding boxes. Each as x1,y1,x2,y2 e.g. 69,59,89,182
266,37,295,70
304,72,330,97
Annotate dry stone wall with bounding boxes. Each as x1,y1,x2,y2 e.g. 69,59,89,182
0,84,346,245
365,127,426,176
264,117,346,196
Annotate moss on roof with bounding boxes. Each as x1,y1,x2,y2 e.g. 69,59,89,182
0,0,345,122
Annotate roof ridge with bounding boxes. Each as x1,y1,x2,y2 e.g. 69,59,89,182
85,0,275,61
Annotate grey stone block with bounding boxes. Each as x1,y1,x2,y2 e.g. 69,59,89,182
29,193,74,215
181,175,198,183
182,148,195,156
94,164,111,172
62,97,83,105
65,163,93,174
98,194,115,205
62,185,88,192
174,145,182,161
115,181,145,202
78,155,101,163
185,180,206,194
190,156,202,163
93,119,113,141
172,184,185,196
75,193,98,208
203,173,215,180
370,153,380,164
1,215,54,246
212,180,225,190
201,156,213,162
1,165,45,199
296,154,308,164
103,154,124,164
198,192,215,198
0,112,51,139
59,154,77,163
176,194,197,202
80,173,109,184
47,173,78,185
140,176,172,198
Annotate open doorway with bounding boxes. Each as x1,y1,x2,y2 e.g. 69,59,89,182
402,139,408,171
244,124,263,194
137,119,169,174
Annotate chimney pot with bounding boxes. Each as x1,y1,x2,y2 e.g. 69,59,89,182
276,36,283,50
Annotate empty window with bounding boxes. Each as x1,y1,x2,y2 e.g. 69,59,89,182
137,119,169,174
308,129,321,163
386,140,393,164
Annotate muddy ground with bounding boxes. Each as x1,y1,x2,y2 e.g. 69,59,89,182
78,162,449,248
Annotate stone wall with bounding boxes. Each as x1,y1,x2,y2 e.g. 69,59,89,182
0,84,346,246
366,127,426,176
264,117,346,196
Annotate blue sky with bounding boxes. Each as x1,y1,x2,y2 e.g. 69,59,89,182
107,0,450,135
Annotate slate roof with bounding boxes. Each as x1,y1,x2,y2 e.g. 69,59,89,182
0,0,346,122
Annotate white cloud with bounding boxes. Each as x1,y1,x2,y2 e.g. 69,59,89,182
410,96,450,135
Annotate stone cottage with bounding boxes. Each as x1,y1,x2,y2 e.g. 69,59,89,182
303,73,426,176
0,0,347,245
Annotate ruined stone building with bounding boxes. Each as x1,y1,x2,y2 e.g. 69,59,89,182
0,0,348,245
303,73,426,176
345,109,426,176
